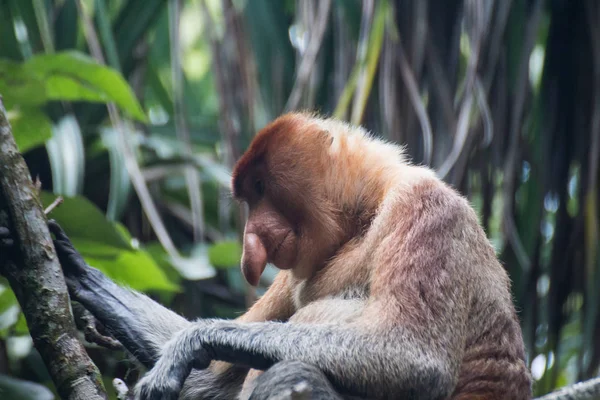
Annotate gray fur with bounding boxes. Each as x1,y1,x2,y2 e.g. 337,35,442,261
247,361,343,400
56,248,342,400
133,309,455,400
73,271,250,399
534,376,600,400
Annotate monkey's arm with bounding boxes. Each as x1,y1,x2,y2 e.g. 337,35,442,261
61,267,251,399
134,316,459,400
47,221,190,367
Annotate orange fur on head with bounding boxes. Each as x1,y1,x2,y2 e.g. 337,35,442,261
231,112,431,284
232,113,341,283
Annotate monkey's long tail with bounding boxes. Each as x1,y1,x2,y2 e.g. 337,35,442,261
534,376,600,400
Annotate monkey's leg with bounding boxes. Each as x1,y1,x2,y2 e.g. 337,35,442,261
247,361,343,400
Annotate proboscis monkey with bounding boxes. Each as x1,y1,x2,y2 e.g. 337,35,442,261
0,113,533,399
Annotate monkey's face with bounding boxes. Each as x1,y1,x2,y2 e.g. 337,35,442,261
240,197,299,286
231,156,309,285
231,114,344,286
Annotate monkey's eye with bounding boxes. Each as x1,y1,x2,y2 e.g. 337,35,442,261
254,179,265,197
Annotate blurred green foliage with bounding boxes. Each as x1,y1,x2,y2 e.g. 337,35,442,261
0,0,598,398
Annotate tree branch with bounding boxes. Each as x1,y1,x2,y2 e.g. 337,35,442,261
0,97,107,400
535,376,600,400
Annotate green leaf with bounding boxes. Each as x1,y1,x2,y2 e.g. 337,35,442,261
71,239,179,293
169,243,217,281
25,51,147,122
44,74,124,104
0,284,18,315
13,312,30,336
144,242,183,285
7,107,52,153
0,284,20,338
40,192,131,250
39,192,178,292
0,60,46,107
208,240,242,269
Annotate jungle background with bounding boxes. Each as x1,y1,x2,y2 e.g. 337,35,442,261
0,0,598,398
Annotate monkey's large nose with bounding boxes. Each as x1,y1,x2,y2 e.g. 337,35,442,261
241,233,268,286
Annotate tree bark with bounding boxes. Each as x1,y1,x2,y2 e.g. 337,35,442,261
0,97,107,400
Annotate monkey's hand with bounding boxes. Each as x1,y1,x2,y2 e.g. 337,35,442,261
133,323,212,400
47,220,93,297
48,220,88,275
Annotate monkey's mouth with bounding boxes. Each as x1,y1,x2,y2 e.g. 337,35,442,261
269,229,293,263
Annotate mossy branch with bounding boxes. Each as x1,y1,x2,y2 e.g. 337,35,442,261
0,97,107,400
